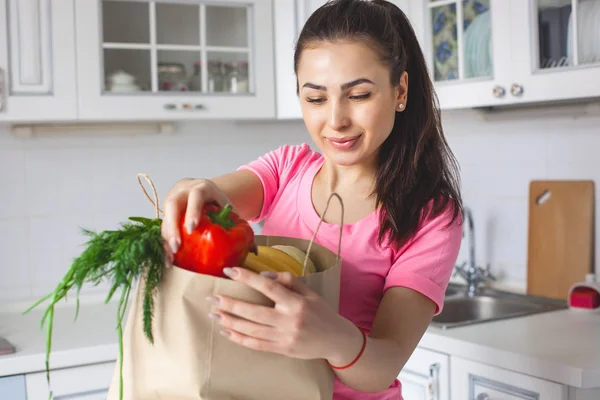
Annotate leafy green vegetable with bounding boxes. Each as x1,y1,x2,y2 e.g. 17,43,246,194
23,216,165,400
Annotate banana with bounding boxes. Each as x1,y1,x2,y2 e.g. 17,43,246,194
271,245,316,275
242,245,315,276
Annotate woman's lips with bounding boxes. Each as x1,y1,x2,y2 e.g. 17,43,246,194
327,134,362,150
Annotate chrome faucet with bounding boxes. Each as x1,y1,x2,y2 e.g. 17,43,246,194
453,206,495,296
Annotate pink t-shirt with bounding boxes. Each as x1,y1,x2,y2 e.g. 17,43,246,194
239,143,462,400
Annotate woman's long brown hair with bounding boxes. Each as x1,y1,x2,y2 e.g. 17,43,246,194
294,0,463,248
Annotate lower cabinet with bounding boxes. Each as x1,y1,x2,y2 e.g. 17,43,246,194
25,361,115,400
450,357,568,400
399,347,450,400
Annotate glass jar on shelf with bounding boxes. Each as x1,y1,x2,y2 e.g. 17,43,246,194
158,62,188,91
188,61,202,91
207,60,224,93
224,61,249,93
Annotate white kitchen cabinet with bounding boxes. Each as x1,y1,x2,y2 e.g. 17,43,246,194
25,361,114,400
409,0,513,110
451,356,568,400
508,0,600,105
0,0,77,122
274,0,410,120
74,0,275,121
409,0,600,110
398,347,449,400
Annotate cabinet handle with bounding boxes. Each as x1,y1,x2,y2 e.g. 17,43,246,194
510,83,524,97
492,85,505,98
0,67,5,112
476,393,491,400
428,362,441,400
164,103,206,111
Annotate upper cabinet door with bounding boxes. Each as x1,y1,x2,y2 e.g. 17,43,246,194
509,0,600,105
0,0,77,122
75,0,275,121
411,0,513,109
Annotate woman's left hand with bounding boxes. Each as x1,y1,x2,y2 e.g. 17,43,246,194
206,266,358,361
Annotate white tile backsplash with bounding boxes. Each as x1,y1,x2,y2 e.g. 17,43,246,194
0,110,598,304
0,219,29,288
0,150,26,219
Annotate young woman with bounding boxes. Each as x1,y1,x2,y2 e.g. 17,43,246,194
161,0,463,398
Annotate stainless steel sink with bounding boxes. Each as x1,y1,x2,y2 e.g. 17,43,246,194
436,207,568,329
432,283,567,329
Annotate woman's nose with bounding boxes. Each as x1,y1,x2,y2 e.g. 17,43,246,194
327,103,351,131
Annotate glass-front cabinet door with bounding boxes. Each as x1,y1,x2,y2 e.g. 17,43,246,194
75,0,275,121
411,0,513,109
510,0,600,105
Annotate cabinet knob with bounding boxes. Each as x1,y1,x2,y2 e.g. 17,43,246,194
510,83,524,97
492,85,505,98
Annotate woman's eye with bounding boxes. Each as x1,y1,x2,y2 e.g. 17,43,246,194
349,93,371,100
306,97,326,104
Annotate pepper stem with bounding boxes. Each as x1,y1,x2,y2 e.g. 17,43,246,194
208,204,235,229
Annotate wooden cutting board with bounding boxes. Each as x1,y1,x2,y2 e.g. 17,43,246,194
527,180,595,300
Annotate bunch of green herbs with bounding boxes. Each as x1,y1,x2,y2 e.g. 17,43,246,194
23,216,165,400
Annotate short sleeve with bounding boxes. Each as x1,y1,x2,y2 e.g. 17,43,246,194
383,203,463,315
237,143,314,223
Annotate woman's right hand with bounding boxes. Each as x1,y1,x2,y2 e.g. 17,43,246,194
161,178,233,257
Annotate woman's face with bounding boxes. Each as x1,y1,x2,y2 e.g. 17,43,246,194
296,40,408,168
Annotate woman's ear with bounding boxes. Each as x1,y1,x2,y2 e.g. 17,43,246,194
395,71,408,111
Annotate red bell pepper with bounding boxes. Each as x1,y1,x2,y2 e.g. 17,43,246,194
173,202,256,277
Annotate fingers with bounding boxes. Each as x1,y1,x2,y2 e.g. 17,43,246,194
161,190,186,253
219,329,279,353
184,184,209,233
208,295,279,326
209,311,275,341
223,267,302,304
269,272,312,296
161,178,220,253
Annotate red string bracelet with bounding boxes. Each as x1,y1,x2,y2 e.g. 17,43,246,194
327,329,367,370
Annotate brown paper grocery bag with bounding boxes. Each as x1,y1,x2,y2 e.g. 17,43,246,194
107,174,343,400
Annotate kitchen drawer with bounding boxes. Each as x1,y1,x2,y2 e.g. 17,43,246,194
0,374,27,400
451,356,568,400
25,361,114,400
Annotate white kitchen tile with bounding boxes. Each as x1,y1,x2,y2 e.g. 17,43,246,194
546,120,600,163
0,286,32,302
55,148,99,215
449,131,548,165
0,218,29,288
0,150,27,218
546,162,600,200
459,163,547,199
24,150,60,216
28,217,68,288
0,126,26,151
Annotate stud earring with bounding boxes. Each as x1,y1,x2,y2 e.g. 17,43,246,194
398,104,404,110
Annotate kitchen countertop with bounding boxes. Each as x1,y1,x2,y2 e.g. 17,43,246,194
1,297,599,389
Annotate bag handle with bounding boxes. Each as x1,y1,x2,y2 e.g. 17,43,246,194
137,173,164,218
303,192,344,276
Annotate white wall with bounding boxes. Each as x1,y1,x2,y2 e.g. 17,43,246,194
0,108,599,305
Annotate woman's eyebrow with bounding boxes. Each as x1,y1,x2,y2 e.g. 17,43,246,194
302,78,374,92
